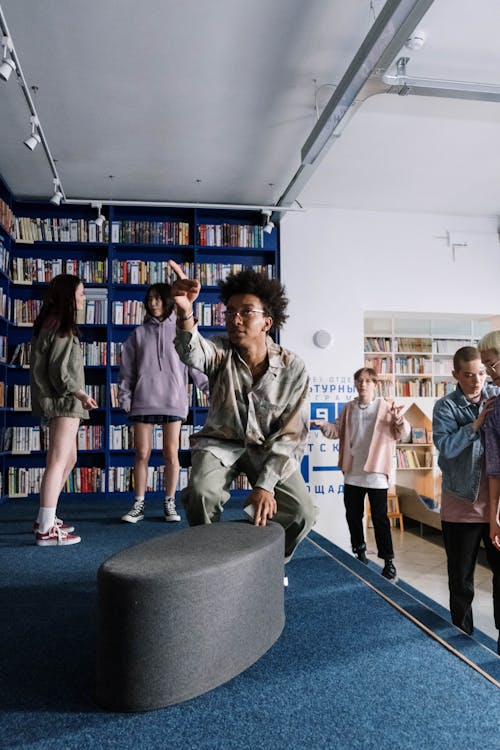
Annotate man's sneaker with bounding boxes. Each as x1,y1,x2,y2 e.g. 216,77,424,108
121,501,145,524
35,525,81,546
382,559,398,582
164,497,181,522
34,516,75,534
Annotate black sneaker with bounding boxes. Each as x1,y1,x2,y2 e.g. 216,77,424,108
382,559,398,582
121,500,145,523
164,497,181,522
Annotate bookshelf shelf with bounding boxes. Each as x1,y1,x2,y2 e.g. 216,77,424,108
0,180,279,503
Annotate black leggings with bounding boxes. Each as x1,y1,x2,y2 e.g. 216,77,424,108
343,484,394,560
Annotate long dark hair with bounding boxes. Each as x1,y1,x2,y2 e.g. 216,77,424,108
144,283,174,319
33,274,82,337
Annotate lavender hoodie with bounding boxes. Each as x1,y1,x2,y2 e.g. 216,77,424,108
118,313,207,419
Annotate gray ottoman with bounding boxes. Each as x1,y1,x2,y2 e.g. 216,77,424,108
96,521,285,711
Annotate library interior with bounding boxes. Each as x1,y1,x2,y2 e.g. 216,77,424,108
1,1,500,746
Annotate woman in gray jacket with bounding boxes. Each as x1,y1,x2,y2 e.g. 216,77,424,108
31,274,98,546
118,283,207,523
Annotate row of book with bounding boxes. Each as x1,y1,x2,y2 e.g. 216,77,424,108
197,263,274,286
7,383,105,411
7,464,251,498
75,297,108,325
394,356,433,375
7,213,274,250
394,380,434,397
396,448,433,469
0,235,9,275
112,260,194,285
10,257,108,285
109,383,207,409
0,336,6,364
9,298,41,326
14,216,108,244
0,197,13,233
2,425,104,453
364,337,392,352
114,220,190,246
194,302,226,327
0,423,206,454
7,466,105,496
9,341,111,368
108,423,202,451
394,337,432,353
364,356,392,374
107,465,191,493
196,224,264,248
0,288,7,319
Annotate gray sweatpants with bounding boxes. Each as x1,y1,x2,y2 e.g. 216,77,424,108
182,449,317,562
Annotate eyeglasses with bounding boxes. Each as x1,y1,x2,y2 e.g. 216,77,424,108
484,359,500,373
223,308,266,321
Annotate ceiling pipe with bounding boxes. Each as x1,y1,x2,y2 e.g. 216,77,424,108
277,0,436,209
383,56,500,102
63,198,303,213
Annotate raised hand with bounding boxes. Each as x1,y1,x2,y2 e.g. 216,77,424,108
168,259,201,313
390,401,404,423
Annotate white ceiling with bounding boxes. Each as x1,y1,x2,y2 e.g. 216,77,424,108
1,0,500,219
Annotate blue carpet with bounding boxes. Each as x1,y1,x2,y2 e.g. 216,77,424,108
1,498,499,750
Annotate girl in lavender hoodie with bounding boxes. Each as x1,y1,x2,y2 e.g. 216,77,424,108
118,283,207,523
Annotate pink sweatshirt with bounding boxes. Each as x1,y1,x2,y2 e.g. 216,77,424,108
321,398,410,479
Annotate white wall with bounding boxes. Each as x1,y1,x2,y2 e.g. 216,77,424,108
279,207,500,545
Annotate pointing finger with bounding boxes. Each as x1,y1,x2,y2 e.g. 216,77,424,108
168,259,187,279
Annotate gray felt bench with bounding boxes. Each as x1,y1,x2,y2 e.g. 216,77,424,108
96,520,285,712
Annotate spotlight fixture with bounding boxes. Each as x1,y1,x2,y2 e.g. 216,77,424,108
262,209,274,235
93,202,105,229
0,35,15,81
23,115,41,151
50,178,63,206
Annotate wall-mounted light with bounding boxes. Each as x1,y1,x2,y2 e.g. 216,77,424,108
262,209,274,235
0,34,15,81
24,115,41,151
50,178,63,206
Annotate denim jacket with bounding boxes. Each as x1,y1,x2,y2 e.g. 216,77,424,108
432,383,499,502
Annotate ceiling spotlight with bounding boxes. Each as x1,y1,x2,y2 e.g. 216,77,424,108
50,178,63,206
23,115,41,151
262,209,274,235
93,202,105,229
0,35,15,82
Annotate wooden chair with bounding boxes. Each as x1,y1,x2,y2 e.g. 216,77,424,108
366,491,404,531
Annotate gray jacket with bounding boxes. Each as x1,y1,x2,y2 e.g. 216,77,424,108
118,313,207,418
30,323,88,419
433,383,499,501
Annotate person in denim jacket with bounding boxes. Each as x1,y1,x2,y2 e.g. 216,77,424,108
477,331,500,552
432,346,500,653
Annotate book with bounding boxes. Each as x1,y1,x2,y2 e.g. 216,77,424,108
411,427,427,444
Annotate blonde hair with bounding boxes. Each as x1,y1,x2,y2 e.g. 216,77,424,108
477,330,500,355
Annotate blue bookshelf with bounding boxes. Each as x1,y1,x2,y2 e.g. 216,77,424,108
0,181,279,502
